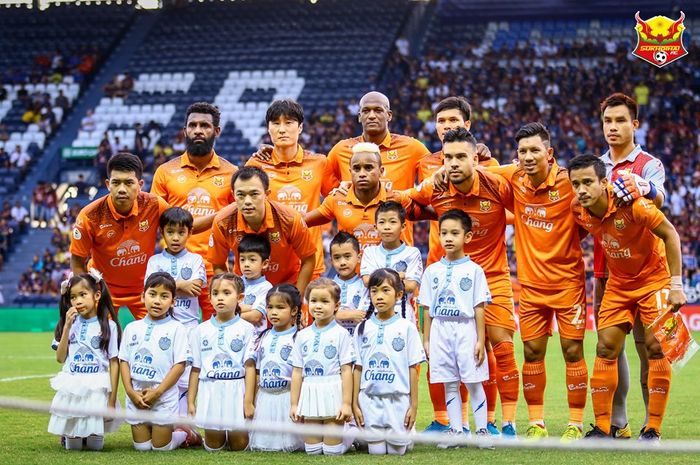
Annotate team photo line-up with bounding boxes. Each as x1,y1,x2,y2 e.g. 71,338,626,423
51,90,687,454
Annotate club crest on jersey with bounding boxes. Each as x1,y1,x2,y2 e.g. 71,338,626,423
387,150,399,161
548,190,560,201
208,234,214,248
352,294,361,308
244,294,255,305
139,220,149,232
212,176,224,187
91,336,101,349
460,277,473,291
343,208,353,217
177,175,187,184
479,200,491,212
72,227,82,240
159,337,171,351
392,336,405,352
107,230,116,239
395,261,408,273
324,345,338,359
269,231,281,243
614,219,626,230
230,338,244,352
181,266,193,280
301,170,313,181
633,11,688,68
203,339,209,347
280,344,292,361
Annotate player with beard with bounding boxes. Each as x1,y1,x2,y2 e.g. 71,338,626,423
151,102,237,322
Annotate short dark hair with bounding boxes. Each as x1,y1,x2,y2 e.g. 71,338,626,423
144,271,177,300
514,122,551,144
107,152,143,179
600,92,638,120
266,99,304,125
238,234,271,260
231,166,269,191
439,209,472,233
435,96,471,121
185,101,220,127
330,231,360,253
375,200,406,224
567,154,607,180
442,127,477,148
159,207,193,231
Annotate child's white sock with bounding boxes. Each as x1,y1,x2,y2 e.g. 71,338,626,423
466,382,488,431
65,437,83,450
387,443,408,455
84,435,104,451
133,440,152,451
368,441,387,455
322,442,346,455
304,442,323,455
444,381,463,432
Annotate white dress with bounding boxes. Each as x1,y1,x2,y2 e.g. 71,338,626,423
48,317,121,437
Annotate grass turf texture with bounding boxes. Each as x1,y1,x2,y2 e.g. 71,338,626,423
1,331,699,464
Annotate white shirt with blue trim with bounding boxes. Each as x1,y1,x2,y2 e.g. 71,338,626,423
242,276,273,333
290,320,355,377
190,316,256,381
53,316,119,375
333,274,370,334
245,326,296,392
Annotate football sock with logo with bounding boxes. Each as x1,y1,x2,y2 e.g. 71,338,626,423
465,382,488,431
566,359,588,426
647,358,672,432
591,357,618,434
522,360,546,426
493,341,519,423
483,349,498,423
444,381,463,432
611,349,630,428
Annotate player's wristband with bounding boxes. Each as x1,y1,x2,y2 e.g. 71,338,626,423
645,181,658,200
670,276,683,291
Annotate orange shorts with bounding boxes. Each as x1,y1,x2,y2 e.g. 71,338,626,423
598,278,670,331
485,276,516,331
198,267,215,322
518,285,586,341
112,293,147,320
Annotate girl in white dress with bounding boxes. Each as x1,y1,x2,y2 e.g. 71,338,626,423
245,284,304,452
48,270,122,451
290,278,356,455
187,273,255,452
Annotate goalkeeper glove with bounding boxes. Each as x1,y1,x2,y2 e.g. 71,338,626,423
612,171,657,203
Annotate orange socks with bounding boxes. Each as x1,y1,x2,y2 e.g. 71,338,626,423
647,358,672,432
483,349,498,423
591,357,618,434
522,361,546,425
566,359,588,426
493,341,519,423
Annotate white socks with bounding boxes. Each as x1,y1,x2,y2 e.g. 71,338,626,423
133,440,152,451
65,437,83,450
135,430,187,452
444,381,463,432
304,442,323,455
369,441,406,455
322,442,346,455
465,382,487,431
84,435,104,451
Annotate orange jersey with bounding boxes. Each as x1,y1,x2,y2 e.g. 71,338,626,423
418,151,500,266
70,192,170,295
571,188,668,288
316,185,413,252
403,169,513,280
490,162,585,289
246,145,337,276
208,200,317,285
151,152,236,265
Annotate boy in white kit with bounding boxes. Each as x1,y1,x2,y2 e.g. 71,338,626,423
331,232,370,335
419,210,492,448
361,201,423,323
237,234,273,333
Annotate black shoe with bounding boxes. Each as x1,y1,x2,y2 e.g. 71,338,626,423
638,428,660,443
584,424,610,439
638,425,646,438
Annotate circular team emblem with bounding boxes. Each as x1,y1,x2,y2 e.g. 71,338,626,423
90,336,101,349
460,277,472,292
352,294,361,309
203,339,209,347
395,261,407,273
230,338,244,352
177,175,187,184
324,345,337,359
244,294,255,305
159,337,172,351
392,336,405,352
181,266,193,280
72,228,82,240
343,209,353,217
132,334,137,341
362,336,368,344
280,344,292,361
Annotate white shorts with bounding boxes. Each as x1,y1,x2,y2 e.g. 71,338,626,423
429,318,489,384
195,378,245,431
358,391,412,446
250,389,303,451
125,379,179,426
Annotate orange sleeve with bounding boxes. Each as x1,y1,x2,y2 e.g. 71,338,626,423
498,177,515,212
411,139,431,178
407,182,433,206
487,163,517,182
157,196,170,215
69,209,93,259
207,215,231,266
320,157,340,197
289,213,318,260
150,166,168,198
632,198,665,230
316,195,337,220
325,145,341,181
480,158,501,168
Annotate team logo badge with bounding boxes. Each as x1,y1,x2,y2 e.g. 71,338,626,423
301,170,313,181
181,266,193,280
324,345,338,359
212,176,224,187
548,190,560,201
159,337,171,351
633,11,688,68
387,150,398,161
343,208,353,217
280,344,292,361
106,230,115,239
244,294,255,305
269,231,281,243
230,338,244,352
203,339,209,347
395,261,408,273
479,200,491,212
392,336,405,352
614,219,626,230
72,228,82,240
139,220,149,232
352,294,361,309
90,336,101,349
460,277,473,291
177,175,187,184
208,234,214,248
132,334,137,341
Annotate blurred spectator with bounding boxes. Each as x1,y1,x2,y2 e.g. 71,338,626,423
0,148,9,169
81,108,96,132
10,200,29,234
73,173,89,196
54,89,69,112
9,144,30,174
0,124,8,142
103,72,134,98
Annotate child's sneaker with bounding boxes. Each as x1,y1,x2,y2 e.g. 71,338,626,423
436,429,463,449
475,428,495,450
501,422,517,439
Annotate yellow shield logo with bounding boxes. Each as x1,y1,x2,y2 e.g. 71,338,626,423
548,190,560,201
479,200,491,212
301,170,313,181
212,176,224,188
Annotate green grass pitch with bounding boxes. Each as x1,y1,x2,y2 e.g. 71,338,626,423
1,331,699,464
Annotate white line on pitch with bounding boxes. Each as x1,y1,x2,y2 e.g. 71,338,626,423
0,374,53,382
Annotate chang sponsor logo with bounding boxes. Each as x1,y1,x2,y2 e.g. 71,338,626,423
364,352,395,383
276,185,308,213
260,361,289,391
207,353,242,380
132,348,157,379
110,240,148,267
184,187,216,217
69,347,100,374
